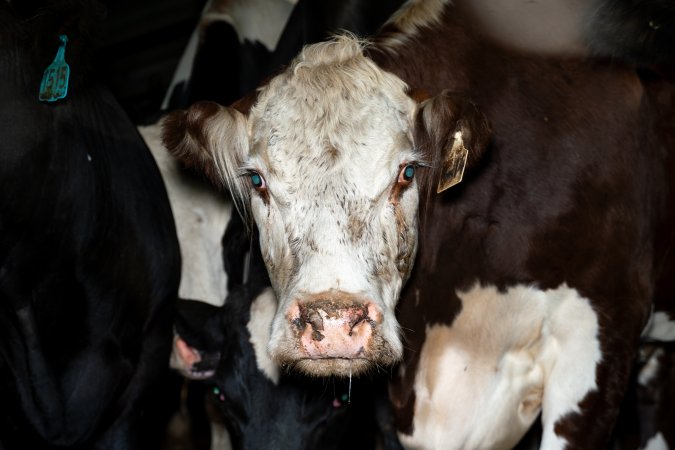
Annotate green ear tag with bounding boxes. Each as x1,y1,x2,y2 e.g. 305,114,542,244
39,35,70,102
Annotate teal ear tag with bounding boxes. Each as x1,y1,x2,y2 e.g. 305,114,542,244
39,35,70,102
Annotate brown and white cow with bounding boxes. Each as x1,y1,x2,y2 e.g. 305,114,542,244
161,0,675,448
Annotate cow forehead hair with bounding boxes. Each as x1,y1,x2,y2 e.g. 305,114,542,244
248,34,415,150
260,34,410,101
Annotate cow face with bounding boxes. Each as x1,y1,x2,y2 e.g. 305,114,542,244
163,36,490,377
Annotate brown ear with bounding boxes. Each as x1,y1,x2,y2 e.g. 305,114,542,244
161,101,249,194
414,90,491,193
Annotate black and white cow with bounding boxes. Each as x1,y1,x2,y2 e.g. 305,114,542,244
163,0,406,110
161,0,675,448
0,2,181,448
170,228,398,450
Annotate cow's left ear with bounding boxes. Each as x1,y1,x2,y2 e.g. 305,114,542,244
413,90,491,193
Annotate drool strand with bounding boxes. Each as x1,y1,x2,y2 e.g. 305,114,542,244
348,360,352,405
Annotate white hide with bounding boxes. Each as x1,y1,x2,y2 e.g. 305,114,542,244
161,0,295,109
638,347,664,387
642,433,669,450
246,288,280,384
139,123,231,306
202,0,295,51
399,283,601,450
642,311,675,342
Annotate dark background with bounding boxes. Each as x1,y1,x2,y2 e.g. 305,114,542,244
96,0,206,124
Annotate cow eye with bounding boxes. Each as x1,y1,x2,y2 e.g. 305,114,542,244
249,172,266,191
398,164,416,185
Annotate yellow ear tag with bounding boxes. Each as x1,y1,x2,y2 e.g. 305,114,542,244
437,131,468,193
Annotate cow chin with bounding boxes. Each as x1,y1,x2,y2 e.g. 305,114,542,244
271,338,402,377
293,358,373,378
270,331,403,377
276,346,402,378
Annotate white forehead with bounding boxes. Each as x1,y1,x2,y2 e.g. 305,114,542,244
246,36,418,196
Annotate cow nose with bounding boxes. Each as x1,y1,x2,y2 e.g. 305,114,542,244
299,303,367,339
291,293,381,360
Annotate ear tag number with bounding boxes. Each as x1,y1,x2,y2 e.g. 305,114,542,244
39,35,70,103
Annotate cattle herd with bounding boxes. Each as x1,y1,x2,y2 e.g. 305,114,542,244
1,0,674,449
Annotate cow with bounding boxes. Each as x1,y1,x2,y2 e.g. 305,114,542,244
161,0,675,446
163,0,406,111
154,1,414,448
0,2,181,448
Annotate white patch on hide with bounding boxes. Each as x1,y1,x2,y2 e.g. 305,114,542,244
642,311,675,342
642,432,669,450
399,283,601,450
203,0,295,51
247,288,280,384
639,347,664,387
140,123,231,306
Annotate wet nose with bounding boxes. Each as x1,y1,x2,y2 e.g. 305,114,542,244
291,293,382,359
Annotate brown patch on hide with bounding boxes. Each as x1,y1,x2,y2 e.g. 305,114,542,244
231,89,259,115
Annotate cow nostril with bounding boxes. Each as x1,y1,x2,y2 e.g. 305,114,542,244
347,306,369,331
300,308,324,331
292,317,305,331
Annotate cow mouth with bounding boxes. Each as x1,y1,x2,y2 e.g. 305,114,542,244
292,357,372,377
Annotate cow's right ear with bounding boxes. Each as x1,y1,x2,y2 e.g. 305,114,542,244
413,90,491,193
161,101,249,196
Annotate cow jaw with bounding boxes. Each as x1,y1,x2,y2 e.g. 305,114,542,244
236,37,420,377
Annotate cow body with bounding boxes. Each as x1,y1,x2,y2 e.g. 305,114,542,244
0,3,180,448
171,230,396,450
370,4,675,449
163,0,674,448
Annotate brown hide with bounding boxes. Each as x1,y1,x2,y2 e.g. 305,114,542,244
369,5,674,448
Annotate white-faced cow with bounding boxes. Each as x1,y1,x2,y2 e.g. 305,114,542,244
162,0,675,448
0,2,181,449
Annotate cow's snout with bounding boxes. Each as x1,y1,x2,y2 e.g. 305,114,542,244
270,290,401,377
289,293,382,360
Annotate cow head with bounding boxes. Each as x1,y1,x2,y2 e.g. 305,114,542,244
163,36,490,377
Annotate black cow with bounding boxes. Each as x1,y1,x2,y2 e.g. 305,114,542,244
0,2,180,449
